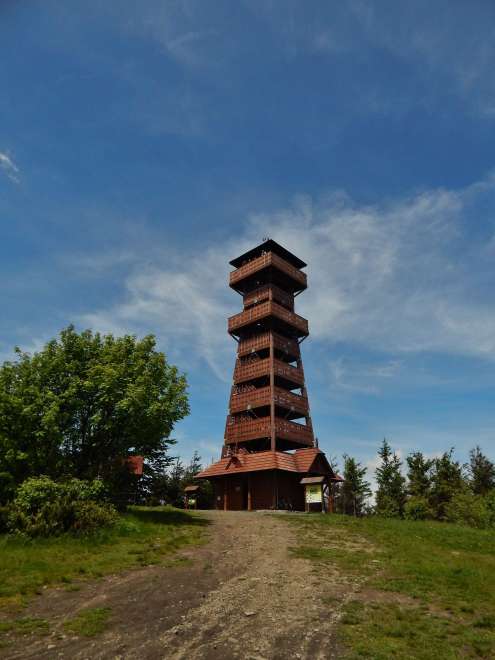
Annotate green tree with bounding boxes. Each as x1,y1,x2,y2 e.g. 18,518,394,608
429,449,466,520
406,451,434,498
468,446,495,496
166,458,186,508
375,439,406,517
182,451,213,509
341,455,371,516
0,326,189,500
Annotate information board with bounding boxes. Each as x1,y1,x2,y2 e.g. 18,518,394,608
305,485,322,503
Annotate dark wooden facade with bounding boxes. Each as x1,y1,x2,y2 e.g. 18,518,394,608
196,239,339,510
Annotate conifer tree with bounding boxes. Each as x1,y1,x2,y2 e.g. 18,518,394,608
341,455,371,516
375,439,406,517
429,449,466,519
468,446,495,496
406,451,434,498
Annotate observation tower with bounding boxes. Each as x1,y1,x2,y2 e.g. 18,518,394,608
196,239,340,511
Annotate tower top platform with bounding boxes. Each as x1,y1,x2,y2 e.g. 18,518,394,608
229,239,307,270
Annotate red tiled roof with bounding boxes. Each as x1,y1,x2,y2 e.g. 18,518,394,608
196,448,332,479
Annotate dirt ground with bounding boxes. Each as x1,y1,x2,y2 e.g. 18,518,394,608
4,511,361,660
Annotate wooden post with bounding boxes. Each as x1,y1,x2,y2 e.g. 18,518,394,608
247,474,252,511
224,480,229,511
269,332,276,452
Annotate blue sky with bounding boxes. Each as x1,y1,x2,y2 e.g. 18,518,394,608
1,1,495,481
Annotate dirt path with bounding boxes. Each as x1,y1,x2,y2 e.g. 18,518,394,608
5,511,357,659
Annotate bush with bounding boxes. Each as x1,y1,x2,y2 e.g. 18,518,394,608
375,494,402,518
404,496,434,521
444,491,491,529
485,490,495,526
7,476,117,537
71,501,118,535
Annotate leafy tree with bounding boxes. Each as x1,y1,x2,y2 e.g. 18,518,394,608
375,439,406,517
341,455,371,516
444,491,492,529
406,451,434,498
429,449,466,520
468,446,495,496
0,326,189,500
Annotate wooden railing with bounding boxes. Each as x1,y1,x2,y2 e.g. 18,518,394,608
243,284,294,311
228,300,308,335
237,332,299,358
229,385,309,415
234,357,304,385
225,417,271,443
229,252,307,289
275,419,314,445
224,415,313,445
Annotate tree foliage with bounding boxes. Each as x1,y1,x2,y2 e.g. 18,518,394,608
429,449,466,521
406,451,434,498
468,446,495,496
0,326,189,502
375,439,406,517
341,455,371,516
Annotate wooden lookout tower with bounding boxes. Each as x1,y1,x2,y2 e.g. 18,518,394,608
196,239,342,511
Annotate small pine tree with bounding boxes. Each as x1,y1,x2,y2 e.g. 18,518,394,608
406,451,434,498
375,439,406,517
341,455,371,516
182,451,213,509
166,458,186,508
468,446,495,496
429,449,466,520
183,451,202,481
327,456,342,513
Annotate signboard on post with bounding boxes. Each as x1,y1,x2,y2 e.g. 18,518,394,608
305,484,322,504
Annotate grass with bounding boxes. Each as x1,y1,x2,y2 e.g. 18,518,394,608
63,607,112,637
285,514,495,659
0,506,207,613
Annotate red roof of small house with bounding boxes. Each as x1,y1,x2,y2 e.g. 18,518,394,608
125,455,144,476
195,447,334,479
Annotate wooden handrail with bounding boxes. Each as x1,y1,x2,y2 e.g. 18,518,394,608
228,300,308,335
229,252,307,288
229,385,309,414
234,357,304,385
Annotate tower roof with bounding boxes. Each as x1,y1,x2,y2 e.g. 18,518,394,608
229,239,307,270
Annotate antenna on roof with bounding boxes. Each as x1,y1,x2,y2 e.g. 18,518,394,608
262,235,270,242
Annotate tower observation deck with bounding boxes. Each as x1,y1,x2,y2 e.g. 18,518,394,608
196,239,341,511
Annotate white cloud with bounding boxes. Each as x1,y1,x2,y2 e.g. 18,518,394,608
0,152,20,184
79,173,495,381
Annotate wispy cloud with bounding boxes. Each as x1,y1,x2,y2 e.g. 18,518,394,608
0,151,20,184
79,172,495,381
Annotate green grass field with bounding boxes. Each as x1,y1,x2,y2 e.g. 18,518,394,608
287,514,495,659
0,506,207,613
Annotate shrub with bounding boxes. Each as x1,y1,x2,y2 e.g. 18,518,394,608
404,496,434,521
71,501,118,535
375,494,402,518
7,476,117,537
485,490,495,526
444,491,491,529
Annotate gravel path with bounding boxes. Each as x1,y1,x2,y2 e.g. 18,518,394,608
6,511,354,660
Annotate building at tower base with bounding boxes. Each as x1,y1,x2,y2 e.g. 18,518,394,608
196,239,342,511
